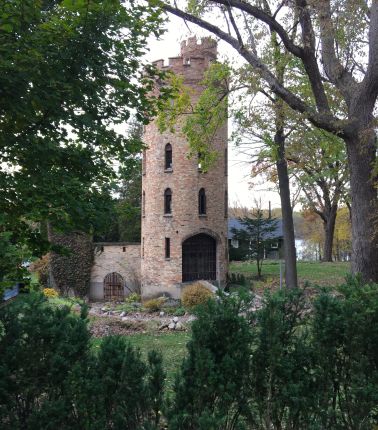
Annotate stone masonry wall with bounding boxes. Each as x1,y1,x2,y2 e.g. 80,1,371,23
141,37,228,299
90,243,141,300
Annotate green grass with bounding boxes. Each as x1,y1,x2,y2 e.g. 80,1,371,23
92,331,190,394
230,260,351,286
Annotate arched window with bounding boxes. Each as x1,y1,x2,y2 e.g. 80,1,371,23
165,143,172,170
164,188,172,214
198,188,206,215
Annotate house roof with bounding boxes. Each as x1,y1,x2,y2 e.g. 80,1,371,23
228,217,284,240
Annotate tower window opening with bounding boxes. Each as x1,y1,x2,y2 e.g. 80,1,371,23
165,143,172,170
165,237,171,259
142,191,145,217
164,188,172,214
122,246,126,252
198,188,206,215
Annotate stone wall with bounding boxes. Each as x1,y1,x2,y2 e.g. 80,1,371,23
89,243,141,301
141,37,228,299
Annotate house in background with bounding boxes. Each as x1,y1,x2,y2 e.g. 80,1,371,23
228,218,284,261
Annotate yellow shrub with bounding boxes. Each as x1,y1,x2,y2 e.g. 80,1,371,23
143,297,166,312
182,283,214,309
43,288,58,298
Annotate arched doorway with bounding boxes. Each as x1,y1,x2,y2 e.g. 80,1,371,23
104,272,124,301
182,234,216,282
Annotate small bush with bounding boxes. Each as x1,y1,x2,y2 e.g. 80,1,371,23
181,283,214,309
125,292,141,304
143,297,166,312
29,254,50,287
161,306,186,316
43,287,58,298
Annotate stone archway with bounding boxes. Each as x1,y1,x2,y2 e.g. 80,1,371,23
103,272,124,301
182,233,216,282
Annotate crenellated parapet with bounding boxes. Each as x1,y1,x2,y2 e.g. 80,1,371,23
152,36,217,81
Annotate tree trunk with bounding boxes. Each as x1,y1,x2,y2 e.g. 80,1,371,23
322,204,338,262
345,131,378,282
275,131,298,288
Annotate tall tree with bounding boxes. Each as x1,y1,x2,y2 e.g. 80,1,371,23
0,0,166,263
289,128,349,261
162,0,378,282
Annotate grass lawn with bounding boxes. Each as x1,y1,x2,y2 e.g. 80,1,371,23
230,260,351,286
92,331,190,394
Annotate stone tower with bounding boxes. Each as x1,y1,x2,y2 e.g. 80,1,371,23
141,37,228,299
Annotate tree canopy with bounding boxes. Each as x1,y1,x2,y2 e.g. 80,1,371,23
0,0,167,276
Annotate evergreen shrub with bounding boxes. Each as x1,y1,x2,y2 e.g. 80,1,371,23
168,293,253,429
143,297,166,312
0,293,165,430
168,278,378,429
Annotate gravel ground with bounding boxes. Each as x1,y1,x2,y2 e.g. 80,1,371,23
87,302,195,338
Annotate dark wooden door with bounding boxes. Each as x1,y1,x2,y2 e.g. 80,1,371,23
182,234,216,282
104,272,124,301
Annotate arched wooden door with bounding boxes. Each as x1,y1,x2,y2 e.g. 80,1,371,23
104,272,124,301
182,234,216,282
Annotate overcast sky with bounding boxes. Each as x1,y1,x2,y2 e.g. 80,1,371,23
145,15,282,210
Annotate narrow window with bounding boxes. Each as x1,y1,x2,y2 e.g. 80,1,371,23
164,188,172,214
165,237,170,259
165,143,172,170
198,188,206,215
142,149,146,175
122,247,126,252
224,147,228,176
224,189,228,218
142,191,145,217
142,237,144,258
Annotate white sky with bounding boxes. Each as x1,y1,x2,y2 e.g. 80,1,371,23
145,15,282,210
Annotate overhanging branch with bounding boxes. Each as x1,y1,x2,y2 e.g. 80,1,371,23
163,3,349,135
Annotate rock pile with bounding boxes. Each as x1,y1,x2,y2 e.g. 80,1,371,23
160,316,185,331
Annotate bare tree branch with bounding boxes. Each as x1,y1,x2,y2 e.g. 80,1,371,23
163,3,350,134
210,0,304,57
315,0,358,104
359,1,378,110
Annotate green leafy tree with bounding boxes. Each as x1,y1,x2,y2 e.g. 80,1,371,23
0,0,166,273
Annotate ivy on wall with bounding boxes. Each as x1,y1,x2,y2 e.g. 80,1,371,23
49,231,93,297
